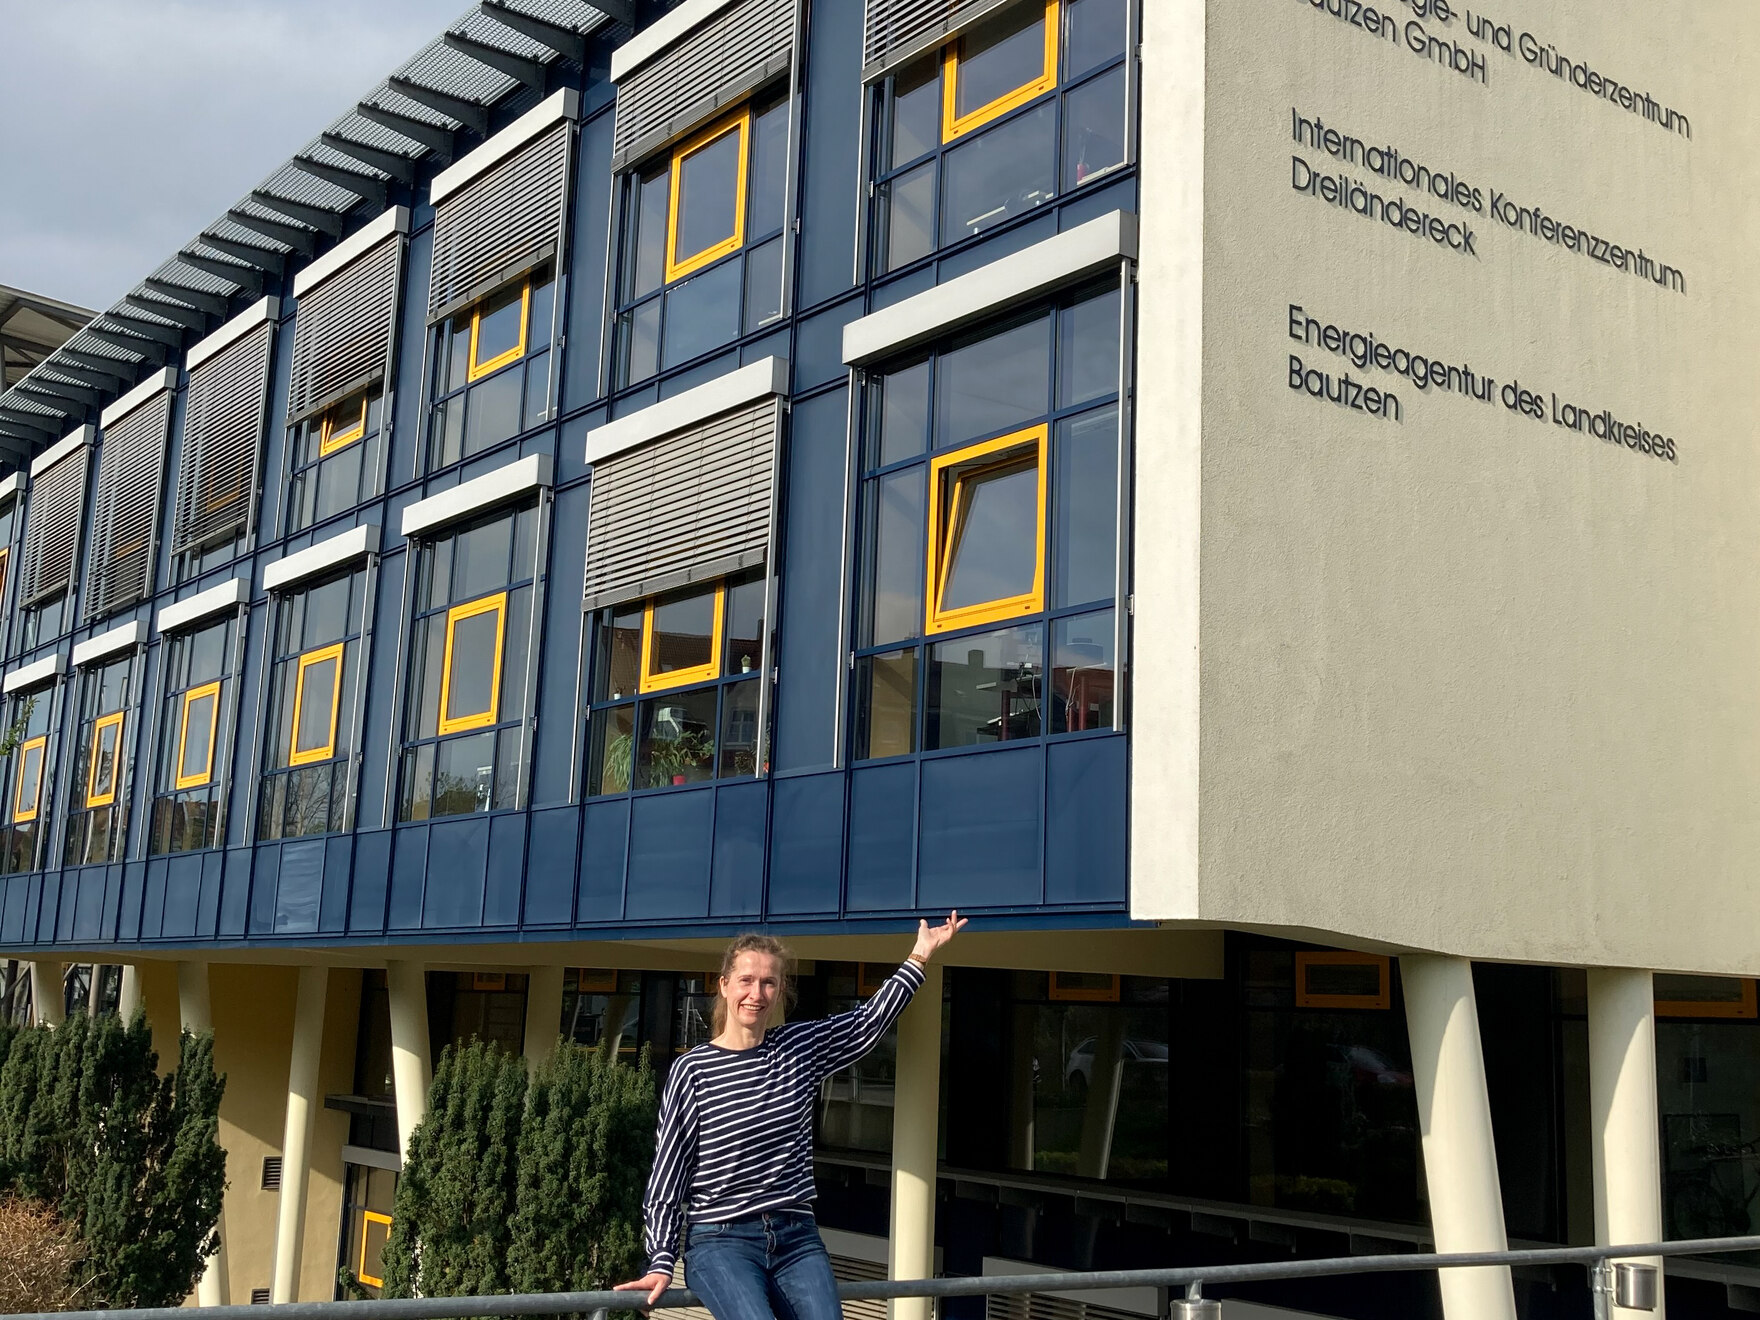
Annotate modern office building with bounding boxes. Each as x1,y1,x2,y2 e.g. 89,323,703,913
0,0,1747,1315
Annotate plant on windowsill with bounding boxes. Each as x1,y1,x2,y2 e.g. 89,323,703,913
643,730,713,788
601,733,633,794
0,698,36,757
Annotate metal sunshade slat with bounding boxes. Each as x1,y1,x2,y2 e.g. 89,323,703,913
84,388,173,622
287,235,405,424
174,322,276,554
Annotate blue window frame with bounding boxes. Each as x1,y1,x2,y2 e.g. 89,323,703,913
149,615,238,856
427,268,557,472
288,388,386,534
63,653,135,867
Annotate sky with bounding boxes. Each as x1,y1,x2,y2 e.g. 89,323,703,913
0,0,467,312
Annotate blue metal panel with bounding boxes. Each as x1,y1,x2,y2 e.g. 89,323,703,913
247,845,279,935
52,873,74,943
118,863,145,942
141,859,167,940
391,224,434,484
660,351,740,398
484,812,526,926
1,877,24,944
354,546,406,831
219,848,251,938
797,0,864,309
710,781,767,917
1058,176,1137,231
563,106,615,415
422,816,490,928
792,298,861,395
350,831,392,934
918,746,1044,910
22,875,43,944
578,798,629,922
1046,736,1126,906
937,212,1058,283
320,835,352,933
767,772,843,915
743,330,790,368
871,265,935,312
100,866,122,942
847,762,915,912
625,789,713,921
389,826,428,929
558,412,598,487
524,806,579,926
773,387,849,773
73,870,104,943
532,480,590,806
198,850,224,937
275,838,325,934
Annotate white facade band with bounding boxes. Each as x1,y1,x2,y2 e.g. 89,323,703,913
429,89,580,205
155,576,249,634
0,472,20,504
609,0,740,81
401,453,554,538
31,425,93,478
3,652,68,695
293,207,411,298
100,368,178,430
71,619,146,668
186,297,280,371
263,523,382,593
585,357,789,464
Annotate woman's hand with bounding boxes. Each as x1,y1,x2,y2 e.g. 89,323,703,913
615,1272,673,1307
912,910,967,962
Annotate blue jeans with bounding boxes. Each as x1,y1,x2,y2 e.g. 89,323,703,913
685,1209,841,1320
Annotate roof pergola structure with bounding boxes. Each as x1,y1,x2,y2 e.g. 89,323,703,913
0,287,94,392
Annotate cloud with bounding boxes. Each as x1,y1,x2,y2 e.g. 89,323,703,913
0,0,463,309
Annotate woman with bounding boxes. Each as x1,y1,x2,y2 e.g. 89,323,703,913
617,912,967,1320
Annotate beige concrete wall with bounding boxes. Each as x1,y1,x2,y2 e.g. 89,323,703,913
301,968,361,1301
1137,2,1760,972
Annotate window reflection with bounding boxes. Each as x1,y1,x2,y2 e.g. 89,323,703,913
941,101,1057,243
926,623,1043,750
935,314,1051,448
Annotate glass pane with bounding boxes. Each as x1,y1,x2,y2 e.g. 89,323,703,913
16,743,42,813
90,722,120,799
179,694,216,782
414,618,444,739
862,469,925,648
493,726,523,810
605,608,644,701
462,369,523,458
529,277,555,348
872,359,930,468
296,657,339,756
304,576,352,647
316,443,365,524
724,580,765,677
941,457,1039,612
634,167,671,299
935,314,1050,447
637,689,719,789
433,731,496,817
434,395,466,469
499,591,532,725
744,237,784,332
889,58,940,168
1059,288,1121,409
455,517,512,601
1063,65,1127,190
662,259,742,367
1051,609,1115,733
286,764,332,837
880,162,936,274
523,351,551,428
856,649,917,759
590,705,636,795
444,317,471,394
749,101,789,237
189,622,229,683
718,679,762,777
1053,406,1118,607
940,100,1056,245
925,623,1043,749
401,743,435,822
1020,1001,1169,1181
649,590,718,681
674,124,743,264
955,0,1050,121
474,284,525,370
446,608,502,724
1065,0,1128,78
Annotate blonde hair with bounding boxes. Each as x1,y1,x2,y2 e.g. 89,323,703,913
711,933,795,1035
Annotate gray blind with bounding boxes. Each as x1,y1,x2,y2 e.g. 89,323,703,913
18,445,90,607
287,234,401,423
583,398,780,611
428,123,570,322
84,391,172,622
862,0,1011,81
611,0,796,172
173,320,274,555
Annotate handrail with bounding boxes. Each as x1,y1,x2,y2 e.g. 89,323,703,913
15,1235,1760,1320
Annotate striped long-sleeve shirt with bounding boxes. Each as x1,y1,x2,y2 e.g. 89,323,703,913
641,959,927,1276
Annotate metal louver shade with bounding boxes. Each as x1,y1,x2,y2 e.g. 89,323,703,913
610,0,796,172
18,444,91,607
428,122,570,322
84,391,172,623
173,321,274,555
288,235,402,424
862,0,1012,81
583,398,780,611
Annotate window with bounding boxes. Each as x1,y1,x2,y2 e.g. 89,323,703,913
1293,952,1392,1011
358,1210,393,1290
64,655,135,867
400,507,538,822
852,286,1123,759
150,616,237,854
289,389,384,534
1655,975,1759,1020
615,96,789,386
587,576,766,794
428,271,555,472
0,692,54,875
12,737,45,824
20,593,70,653
320,395,368,457
1049,971,1120,1002
261,571,364,841
872,0,1128,273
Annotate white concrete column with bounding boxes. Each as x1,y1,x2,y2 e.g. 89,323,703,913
385,961,432,1161
523,965,565,1070
118,964,143,1021
887,961,943,1320
177,963,229,1306
271,967,328,1304
1400,955,1517,1320
29,961,64,1027
1588,968,1666,1319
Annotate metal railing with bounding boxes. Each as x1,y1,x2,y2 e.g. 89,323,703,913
11,1235,1760,1320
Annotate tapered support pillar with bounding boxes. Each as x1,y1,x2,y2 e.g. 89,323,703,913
524,965,565,1070
118,964,143,1021
888,961,943,1320
29,961,64,1026
1400,955,1516,1320
271,967,328,1303
386,961,432,1161
178,963,229,1306
1589,969,1666,1319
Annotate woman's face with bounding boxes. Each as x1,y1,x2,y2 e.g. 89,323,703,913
720,951,781,1030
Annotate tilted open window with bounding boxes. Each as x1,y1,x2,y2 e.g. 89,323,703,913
289,643,346,766
84,711,125,809
926,425,1048,635
11,736,46,824
175,680,222,791
437,592,508,736
943,0,1059,139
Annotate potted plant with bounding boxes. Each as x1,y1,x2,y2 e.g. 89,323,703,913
645,730,714,787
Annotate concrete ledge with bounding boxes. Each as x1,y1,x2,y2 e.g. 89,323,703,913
31,425,93,477
430,90,579,205
263,523,381,592
586,357,788,465
842,210,1138,367
401,454,553,538
0,473,21,504
72,619,145,668
101,367,178,430
156,577,249,634
3,653,67,695
187,297,279,371
610,0,739,81
294,208,411,298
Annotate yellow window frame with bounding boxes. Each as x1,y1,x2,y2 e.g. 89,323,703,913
925,425,1048,636
664,109,751,283
1049,971,1120,1002
942,0,1060,142
1656,977,1758,1020
0,546,9,603
12,735,46,824
437,592,508,735
638,585,726,694
1294,951,1391,1011
288,642,346,767
358,1210,393,1289
318,395,369,457
85,711,126,808
174,680,223,791
466,282,532,382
